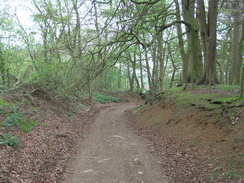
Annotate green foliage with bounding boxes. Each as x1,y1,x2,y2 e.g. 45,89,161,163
0,133,19,147
239,153,244,157
2,112,23,127
2,112,39,133
224,170,243,178
95,93,121,104
0,98,10,106
18,119,39,133
0,98,20,117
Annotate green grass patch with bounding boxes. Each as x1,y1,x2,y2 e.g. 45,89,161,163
166,87,183,93
173,92,217,106
0,133,19,147
95,93,122,104
224,170,243,179
165,91,223,110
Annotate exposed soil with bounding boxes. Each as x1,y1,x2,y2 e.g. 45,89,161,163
63,103,169,183
129,99,244,183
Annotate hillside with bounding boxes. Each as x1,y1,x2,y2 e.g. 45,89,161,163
129,86,244,182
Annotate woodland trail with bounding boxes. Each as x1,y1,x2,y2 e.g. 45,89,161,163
63,103,169,183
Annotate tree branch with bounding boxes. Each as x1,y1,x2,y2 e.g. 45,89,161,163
130,0,160,5
158,20,191,32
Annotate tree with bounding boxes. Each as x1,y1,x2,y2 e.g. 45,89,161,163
230,9,243,85
197,0,219,84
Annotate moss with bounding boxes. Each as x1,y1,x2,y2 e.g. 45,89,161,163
202,103,221,110
172,92,217,107
214,97,240,103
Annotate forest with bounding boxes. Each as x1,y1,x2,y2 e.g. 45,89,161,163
0,0,244,183
0,0,243,95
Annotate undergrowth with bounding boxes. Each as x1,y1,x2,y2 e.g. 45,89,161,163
95,93,122,104
0,133,19,147
0,97,39,147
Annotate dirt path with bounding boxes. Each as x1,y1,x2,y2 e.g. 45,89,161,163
63,103,169,183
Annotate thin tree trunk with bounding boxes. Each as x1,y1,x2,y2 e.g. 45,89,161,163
144,47,152,90
139,48,144,90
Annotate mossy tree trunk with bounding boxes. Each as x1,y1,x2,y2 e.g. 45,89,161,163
240,67,244,98
230,10,243,85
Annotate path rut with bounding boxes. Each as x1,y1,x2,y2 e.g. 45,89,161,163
63,103,169,183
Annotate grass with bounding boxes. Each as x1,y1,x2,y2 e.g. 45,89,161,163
166,87,183,93
95,93,122,104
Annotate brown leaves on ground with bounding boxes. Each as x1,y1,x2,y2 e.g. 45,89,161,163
0,97,99,183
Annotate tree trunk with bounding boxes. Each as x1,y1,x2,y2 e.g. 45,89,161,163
182,0,203,83
174,0,188,83
240,67,244,98
230,10,243,85
144,47,152,90
139,48,144,90
206,0,218,84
